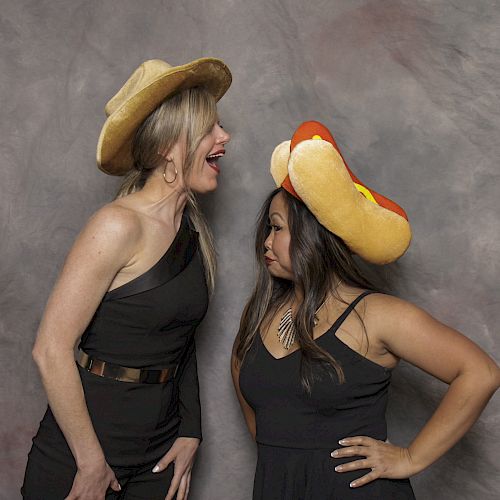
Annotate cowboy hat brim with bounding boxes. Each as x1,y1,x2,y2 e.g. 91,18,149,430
97,57,232,176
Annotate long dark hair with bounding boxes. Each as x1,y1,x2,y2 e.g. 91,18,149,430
235,188,380,393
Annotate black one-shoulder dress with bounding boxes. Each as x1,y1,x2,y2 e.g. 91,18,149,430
22,214,208,499
239,292,416,499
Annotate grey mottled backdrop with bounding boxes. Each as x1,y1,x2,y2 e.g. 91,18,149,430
1,0,499,498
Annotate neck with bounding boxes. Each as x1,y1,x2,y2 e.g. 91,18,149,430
292,276,343,308
292,287,304,306
138,169,189,224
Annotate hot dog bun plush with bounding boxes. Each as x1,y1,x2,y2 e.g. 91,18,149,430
270,121,411,264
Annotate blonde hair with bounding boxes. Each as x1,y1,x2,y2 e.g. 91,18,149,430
116,87,218,294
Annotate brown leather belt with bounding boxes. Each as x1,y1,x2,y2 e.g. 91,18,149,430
77,350,178,384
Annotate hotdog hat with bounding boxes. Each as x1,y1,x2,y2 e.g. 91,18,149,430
97,57,232,175
270,121,411,264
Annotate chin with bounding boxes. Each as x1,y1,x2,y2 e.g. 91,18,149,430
267,268,292,281
203,181,218,193
190,180,218,194
208,180,218,191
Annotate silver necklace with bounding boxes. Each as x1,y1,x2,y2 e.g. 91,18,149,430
277,301,326,350
277,307,297,350
277,282,342,350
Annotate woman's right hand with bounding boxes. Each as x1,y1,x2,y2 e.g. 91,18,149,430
65,460,121,500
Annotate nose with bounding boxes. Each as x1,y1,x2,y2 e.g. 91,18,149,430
216,123,230,144
264,231,273,251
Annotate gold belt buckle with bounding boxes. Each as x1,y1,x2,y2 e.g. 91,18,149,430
77,350,176,384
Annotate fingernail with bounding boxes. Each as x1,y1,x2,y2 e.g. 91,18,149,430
152,465,160,473
331,450,339,457
339,439,347,445
335,466,342,472
118,484,122,491
350,481,357,488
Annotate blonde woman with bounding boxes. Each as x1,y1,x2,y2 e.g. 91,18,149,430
22,58,231,500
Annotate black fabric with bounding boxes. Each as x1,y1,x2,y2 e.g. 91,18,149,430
78,215,207,370
22,369,178,499
22,213,207,497
239,291,416,499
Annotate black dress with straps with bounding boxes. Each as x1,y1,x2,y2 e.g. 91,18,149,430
239,291,416,499
22,214,208,498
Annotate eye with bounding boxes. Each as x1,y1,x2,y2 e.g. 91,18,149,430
272,225,282,232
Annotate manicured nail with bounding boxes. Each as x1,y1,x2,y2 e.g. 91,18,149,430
339,439,347,445
335,466,342,472
152,465,160,473
350,481,357,488
331,450,339,457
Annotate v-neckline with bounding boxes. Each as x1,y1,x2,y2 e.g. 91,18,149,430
258,320,336,361
256,291,391,372
258,327,391,373
258,293,367,361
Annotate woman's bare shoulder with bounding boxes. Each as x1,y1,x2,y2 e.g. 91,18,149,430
87,201,142,239
72,202,144,266
338,287,407,309
363,292,424,318
339,288,426,330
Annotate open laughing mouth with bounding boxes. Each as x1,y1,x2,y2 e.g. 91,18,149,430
206,150,225,174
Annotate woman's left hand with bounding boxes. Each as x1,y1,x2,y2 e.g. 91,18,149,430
153,436,200,500
331,436,417,488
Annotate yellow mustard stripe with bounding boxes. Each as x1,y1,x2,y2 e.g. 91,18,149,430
354,183,378,204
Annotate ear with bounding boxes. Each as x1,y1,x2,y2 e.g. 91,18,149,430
288,140,411,264
156,150,170,162
270,141,291,187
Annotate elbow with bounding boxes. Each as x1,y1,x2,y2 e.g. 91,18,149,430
31,340,45,367
454,360,500,400
32,339,72,372
493,364,500,392
32,346,51,377
32,335,52,367
475,361,500,394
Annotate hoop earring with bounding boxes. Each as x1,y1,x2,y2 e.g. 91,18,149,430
163,162,178,184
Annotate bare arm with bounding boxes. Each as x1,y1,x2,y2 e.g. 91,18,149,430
333,295,500,487
231,340,256,440
32,206,140,484
380,297,500,471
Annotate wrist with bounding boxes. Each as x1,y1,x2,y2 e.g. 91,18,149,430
76,451,106,471
405,446,429,476
176,436,201,446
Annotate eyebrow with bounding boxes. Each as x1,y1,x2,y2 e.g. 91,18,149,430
269,212,285,220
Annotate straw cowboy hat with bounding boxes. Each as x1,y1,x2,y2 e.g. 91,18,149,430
270,121,412,264
97,57,232,175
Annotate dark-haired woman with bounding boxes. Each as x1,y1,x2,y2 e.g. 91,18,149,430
22,58,231,500
231,122,500,499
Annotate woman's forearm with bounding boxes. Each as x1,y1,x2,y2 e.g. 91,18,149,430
407,367,499,473
33,347,105,468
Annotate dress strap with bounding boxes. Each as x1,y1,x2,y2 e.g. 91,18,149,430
104,215,199,301
329,290,377,334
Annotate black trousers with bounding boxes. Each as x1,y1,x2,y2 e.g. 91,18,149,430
22,366,180,499
22,444,175,499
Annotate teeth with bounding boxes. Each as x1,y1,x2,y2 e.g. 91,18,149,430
206,153,224,160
